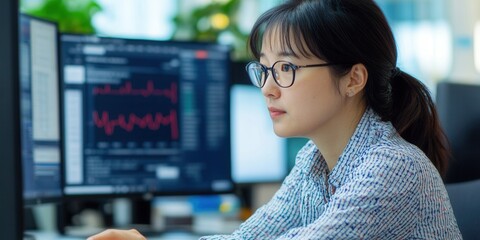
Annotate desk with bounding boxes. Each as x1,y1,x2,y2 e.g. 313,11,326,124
28,231,202,240
27,211,241,239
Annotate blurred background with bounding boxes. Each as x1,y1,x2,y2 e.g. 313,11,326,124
18,0,480,239
20,0,480,90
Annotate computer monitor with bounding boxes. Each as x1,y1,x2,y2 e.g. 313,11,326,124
436,82,480,183
1,1,23,239
60,35,233,197
19,14,62,205
230,84,287,183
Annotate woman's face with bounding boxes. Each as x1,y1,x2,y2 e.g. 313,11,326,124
260,32,347,138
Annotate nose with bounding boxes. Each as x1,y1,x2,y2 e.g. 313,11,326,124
261,72,281,99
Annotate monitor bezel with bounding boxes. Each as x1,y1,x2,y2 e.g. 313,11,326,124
0,1,23,238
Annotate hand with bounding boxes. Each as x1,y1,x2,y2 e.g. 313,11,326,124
87,229,146,240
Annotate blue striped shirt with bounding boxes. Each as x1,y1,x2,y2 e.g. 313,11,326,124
201,108,462,239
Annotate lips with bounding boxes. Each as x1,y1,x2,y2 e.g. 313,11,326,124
268,107,286,118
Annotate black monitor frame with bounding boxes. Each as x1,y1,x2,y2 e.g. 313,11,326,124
59,34,234,200
19,13,64,206
0,0,23,239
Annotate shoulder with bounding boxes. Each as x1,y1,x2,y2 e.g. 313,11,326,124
352,141,423,189
364,139,422,170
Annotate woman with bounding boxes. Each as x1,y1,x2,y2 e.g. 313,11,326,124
88,0,461,239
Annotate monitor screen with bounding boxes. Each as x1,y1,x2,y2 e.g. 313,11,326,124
60,35,233,196
19,14,62,204
231,84,287,183
436,82,480,183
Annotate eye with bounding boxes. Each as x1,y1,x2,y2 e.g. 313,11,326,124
280,63,293,72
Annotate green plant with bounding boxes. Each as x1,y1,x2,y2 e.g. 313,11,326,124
173,0,250,60
21,0,102,34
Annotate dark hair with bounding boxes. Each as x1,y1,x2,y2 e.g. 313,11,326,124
248,0,450,176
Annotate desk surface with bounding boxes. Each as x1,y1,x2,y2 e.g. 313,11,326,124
28,231,202,240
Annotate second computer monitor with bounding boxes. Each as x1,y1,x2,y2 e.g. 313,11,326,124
19,14,62,205
436,82,480,183
60,35,233,197
230,84,287,183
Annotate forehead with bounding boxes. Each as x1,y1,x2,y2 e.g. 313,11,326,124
260,24,314,59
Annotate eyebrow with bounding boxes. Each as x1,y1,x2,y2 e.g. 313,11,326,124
259,51,298,58
278,51,296,57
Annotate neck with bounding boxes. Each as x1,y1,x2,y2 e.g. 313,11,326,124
310,101,367,171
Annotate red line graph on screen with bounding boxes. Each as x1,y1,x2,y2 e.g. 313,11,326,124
93,110,179,139
93,81,177,103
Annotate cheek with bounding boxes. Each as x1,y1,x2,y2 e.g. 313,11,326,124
301,83,340,117
290,80,342,129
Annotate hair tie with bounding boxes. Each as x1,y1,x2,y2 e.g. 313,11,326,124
391,67,401,79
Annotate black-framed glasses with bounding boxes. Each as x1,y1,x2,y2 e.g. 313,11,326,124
246,60,344,88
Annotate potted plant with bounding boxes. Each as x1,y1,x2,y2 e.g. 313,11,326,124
21,0,102,34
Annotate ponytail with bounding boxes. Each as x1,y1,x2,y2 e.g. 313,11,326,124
389,70,449,176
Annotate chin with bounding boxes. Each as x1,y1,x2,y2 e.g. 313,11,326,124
272,124,296,138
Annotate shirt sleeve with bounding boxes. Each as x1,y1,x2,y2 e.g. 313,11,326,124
275,147,421,239
199,147,311,240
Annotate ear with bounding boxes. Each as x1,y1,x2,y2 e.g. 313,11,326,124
343,63,368,97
